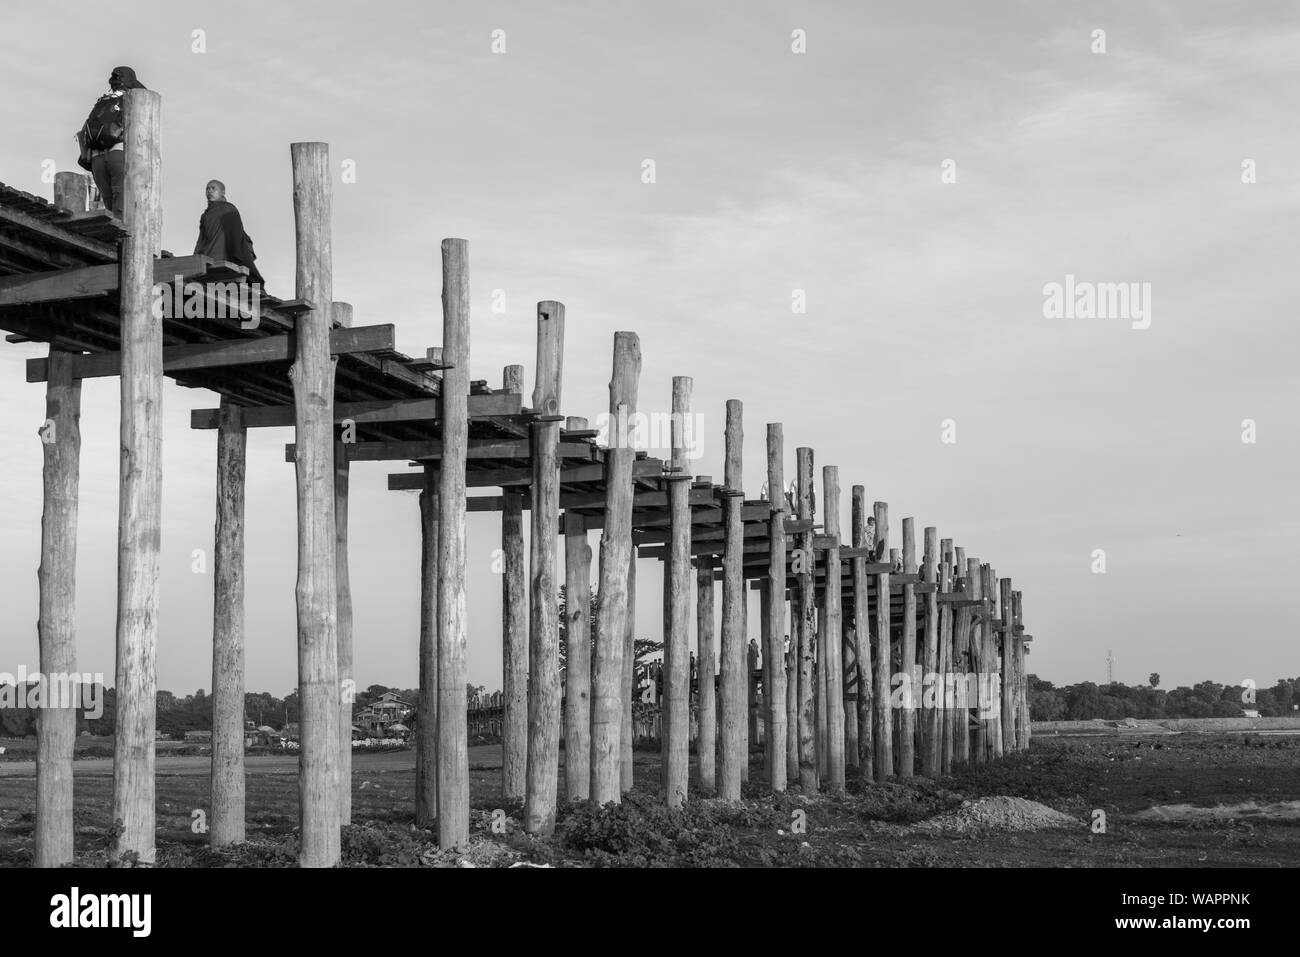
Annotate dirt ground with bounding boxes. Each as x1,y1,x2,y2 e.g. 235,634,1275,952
0,733,1296,867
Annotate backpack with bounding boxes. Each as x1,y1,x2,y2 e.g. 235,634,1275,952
82,95,124,150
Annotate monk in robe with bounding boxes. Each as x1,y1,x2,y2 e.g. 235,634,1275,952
193,180,264,285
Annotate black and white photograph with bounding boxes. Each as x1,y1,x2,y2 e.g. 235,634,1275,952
0,0,1292,936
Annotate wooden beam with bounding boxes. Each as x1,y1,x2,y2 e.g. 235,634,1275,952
27,323,396,383
0,254,213,307
192,391,518,430
386,456,662,490
290,438,591,463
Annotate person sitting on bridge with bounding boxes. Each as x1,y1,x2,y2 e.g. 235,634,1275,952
193,180,265,285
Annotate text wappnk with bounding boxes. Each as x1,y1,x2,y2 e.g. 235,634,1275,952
1042,274,1152,329
49,888,151,937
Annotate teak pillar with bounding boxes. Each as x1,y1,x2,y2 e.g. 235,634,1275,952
437,238,471,850
872,501,892,781
795,448,817,791
718,400,745,801
898,518,917,778
663,376,694,806
696,553,717,791
211,399,247,847
416,466,439,826
622,557,636,793
564,506,592,801
1000,577,1015,755
334,301,355,827
112,88,163,865
764,424,788,791
821,467,845,791
851,487,873,781
921,527,940,777
289,141,340,867
591,332,640,804
501,365,528,802
526,301,564,834
35,348,81,867
938,538,954,774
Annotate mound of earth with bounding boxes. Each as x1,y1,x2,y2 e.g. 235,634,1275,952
917,796,1077,833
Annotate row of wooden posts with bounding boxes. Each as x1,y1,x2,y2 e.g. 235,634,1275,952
23,90,1031,869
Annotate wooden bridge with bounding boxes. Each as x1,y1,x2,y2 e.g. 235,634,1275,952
0,90,1034,868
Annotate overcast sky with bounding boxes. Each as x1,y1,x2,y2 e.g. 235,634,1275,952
0,0,1295,698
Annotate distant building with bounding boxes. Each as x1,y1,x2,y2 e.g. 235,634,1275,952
183,730,212,743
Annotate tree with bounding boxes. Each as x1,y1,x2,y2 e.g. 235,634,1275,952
1148,672,1160,688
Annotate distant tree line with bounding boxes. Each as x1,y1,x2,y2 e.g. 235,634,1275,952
1028,674,1299,720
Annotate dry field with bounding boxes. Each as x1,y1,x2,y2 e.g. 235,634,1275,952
1,733,1297,867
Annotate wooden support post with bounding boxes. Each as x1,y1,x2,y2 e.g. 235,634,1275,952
53,170,90,213
622,557,636,792
718,399,745,801
938,542,954,775
696,554,717,791
564,512,591,800
851,487,873,782
502,363,528,803
785,595,798,784
436,238,471,849
982,564,1001,760
591,332,640,804
525,302,564,834
921,527,940,777
334,300,355,827
35,349,81,867
815,607,828,781
1014,591,1030,749
663,377,693,806
211,399,246,846
289,142,340,867
843,616,859,771
112,89,163,865
795,448,818,790
897,518,917,778
764,424,788,791
967,558,987,765
872,502,893,781
821,467,845,791
1000,577,1015,756
951,548,970,766
416,467,439,826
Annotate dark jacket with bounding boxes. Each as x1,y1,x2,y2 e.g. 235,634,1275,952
194,200,264,284
81,67,147,151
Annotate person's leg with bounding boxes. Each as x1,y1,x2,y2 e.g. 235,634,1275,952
90,154,112,211
106,151,125,217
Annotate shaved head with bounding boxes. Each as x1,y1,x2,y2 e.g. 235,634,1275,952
205,180,226,202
